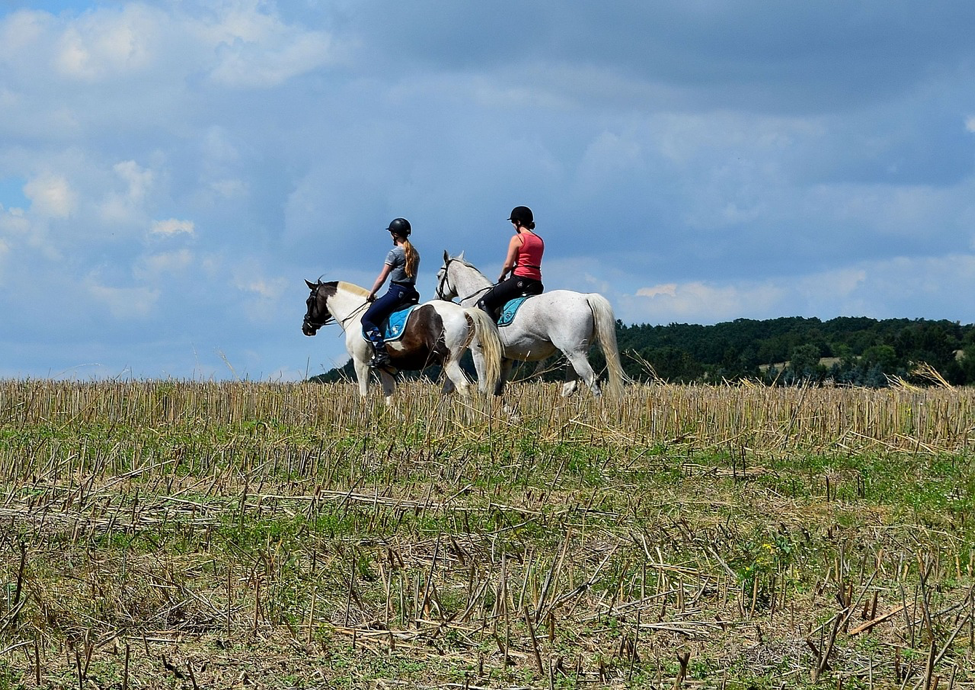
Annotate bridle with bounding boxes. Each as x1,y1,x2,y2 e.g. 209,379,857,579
437,257,492,304
303,284,333,333
303,282,371,333
436,258,456,301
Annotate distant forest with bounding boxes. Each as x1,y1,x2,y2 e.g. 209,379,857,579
313,316,975,387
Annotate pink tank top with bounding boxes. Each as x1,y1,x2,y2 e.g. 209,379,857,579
513,232,544,281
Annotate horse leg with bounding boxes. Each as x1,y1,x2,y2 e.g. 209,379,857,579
378,369,396,403
564,351,601,397
562,364,580,397
493,359,514,397
441,376,456,395
354,359,371,397
443,359,471,397
470,344,489,394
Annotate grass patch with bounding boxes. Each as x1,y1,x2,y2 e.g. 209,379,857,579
0,380,973,687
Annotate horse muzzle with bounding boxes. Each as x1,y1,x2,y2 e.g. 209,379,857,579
302,321,319,336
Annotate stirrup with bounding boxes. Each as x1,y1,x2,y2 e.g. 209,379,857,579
369,349,391,368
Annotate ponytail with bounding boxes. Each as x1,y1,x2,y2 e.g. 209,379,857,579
402,239,419,279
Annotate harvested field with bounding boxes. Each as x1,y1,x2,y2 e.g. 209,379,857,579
1,380,974,688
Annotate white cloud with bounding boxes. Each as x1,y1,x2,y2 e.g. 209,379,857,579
23,174,76,218
3,3,975,380
636,283,677,299
208,179,248,199
86,280,160,319
134,249,194,282
3,1,340,107
634,280,784,322
53,6,159,81
0,207,30,236
0,10,50,60
624,255,975,326
114,160,153,201
150,218,195,237
195,3,342,88
208,30,337,88
99,160,155,224
238,276,286,300
231,260,288,322
0,206,59,261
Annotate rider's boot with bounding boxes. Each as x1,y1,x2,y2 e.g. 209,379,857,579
476,299,500,324
369,342,391,368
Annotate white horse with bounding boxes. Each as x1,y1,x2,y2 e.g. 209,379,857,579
302,279,503,400
436,252,624,397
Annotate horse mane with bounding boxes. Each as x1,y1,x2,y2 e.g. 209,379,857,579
451,253,487,278
337,281,370,297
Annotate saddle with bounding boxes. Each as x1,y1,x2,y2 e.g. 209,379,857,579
497,296,530,327
361,304,418,343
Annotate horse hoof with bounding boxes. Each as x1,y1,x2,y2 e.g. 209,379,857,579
502,403,521,423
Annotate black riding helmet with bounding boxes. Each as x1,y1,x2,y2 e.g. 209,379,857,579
507,206,533,225
387,218,411,236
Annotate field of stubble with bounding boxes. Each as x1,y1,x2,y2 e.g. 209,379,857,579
1,379,974,689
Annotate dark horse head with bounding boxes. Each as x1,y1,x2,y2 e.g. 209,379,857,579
302,279,335,336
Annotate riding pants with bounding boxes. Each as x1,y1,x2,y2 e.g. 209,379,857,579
477,276,543,322
361,283,419,348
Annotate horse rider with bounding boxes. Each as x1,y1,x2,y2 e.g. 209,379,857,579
361,218,420,368
477,205,544,322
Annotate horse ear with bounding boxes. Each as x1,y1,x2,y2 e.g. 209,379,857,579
458,250,465,260
305,279,317,289
442,250,449,262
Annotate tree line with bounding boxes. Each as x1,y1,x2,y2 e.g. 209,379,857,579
609,316,975,386
313,316,975,387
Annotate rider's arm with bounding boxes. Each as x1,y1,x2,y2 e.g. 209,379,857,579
498,235,523,282
367,263,393,301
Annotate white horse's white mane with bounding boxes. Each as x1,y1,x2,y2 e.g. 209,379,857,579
449,253,486,277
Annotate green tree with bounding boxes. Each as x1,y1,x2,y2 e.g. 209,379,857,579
862,344,897,370
787,344,823,382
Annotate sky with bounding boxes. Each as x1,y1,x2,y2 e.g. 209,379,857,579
2,1,975,380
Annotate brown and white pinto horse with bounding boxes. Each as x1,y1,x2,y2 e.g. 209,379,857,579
302,279,502,400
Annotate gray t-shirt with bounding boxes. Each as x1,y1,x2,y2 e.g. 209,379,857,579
385,245,417,284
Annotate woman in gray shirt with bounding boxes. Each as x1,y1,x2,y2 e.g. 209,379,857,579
361,218,420,368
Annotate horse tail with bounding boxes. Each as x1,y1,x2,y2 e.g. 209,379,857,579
586,294,625,397
463,307,503,393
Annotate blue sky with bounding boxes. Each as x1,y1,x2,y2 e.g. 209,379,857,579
2,1,975,380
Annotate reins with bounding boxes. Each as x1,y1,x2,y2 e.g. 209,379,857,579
436,259,455,300
302,309,333,330
304,284,370,331
460,285,493,303
438,258,493,304
337,300,369,328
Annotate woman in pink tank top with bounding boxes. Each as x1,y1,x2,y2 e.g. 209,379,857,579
477,206,544,322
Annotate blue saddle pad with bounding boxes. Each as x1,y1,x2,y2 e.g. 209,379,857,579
497,297,529,327
362,305,417,343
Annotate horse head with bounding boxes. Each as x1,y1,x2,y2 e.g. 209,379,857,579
302,279,332,336
436,250,466,301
